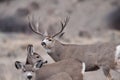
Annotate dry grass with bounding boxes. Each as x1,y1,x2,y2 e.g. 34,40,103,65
0,0,120,80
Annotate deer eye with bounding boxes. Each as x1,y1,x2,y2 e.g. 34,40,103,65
36,56,40,58
48,39,52,41
23,70,26,72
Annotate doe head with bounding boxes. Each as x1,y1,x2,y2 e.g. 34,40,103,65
15,60,47,80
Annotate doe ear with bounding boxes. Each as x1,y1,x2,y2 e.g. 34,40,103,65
15,61,23,70
27,44,34,55
34,60,43,68
34,60,48,68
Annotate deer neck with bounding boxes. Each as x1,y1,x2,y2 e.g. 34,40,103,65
46,40,65,61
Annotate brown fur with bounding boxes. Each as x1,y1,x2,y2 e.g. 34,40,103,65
35,59,84,80
46,72,72,80
43,40,120,80
23,45,84,80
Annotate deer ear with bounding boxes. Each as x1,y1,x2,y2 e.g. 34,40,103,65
58,32,65,38
34,60,43,68
15,61,23,69
27,44,34,55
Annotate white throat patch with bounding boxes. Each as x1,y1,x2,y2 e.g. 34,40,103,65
46,49,52,53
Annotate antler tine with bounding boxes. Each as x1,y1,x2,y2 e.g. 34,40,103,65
52,16,70,37
28,15,44,36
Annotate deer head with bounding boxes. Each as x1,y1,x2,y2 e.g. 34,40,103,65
28,16,69,50
26,44,43,65
15,60,47,80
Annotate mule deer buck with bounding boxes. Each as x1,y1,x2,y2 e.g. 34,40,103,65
28,16,120,80
15,58,85,80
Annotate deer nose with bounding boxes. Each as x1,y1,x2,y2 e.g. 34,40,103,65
27,75,32,79
41,42,46,46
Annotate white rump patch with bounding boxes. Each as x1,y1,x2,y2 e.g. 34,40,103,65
115,45,120,64
81,62,85,75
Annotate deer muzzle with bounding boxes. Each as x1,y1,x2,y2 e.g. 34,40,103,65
41,42,46,46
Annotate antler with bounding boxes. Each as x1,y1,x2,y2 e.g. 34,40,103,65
28,16,44,36
52,17,70,37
